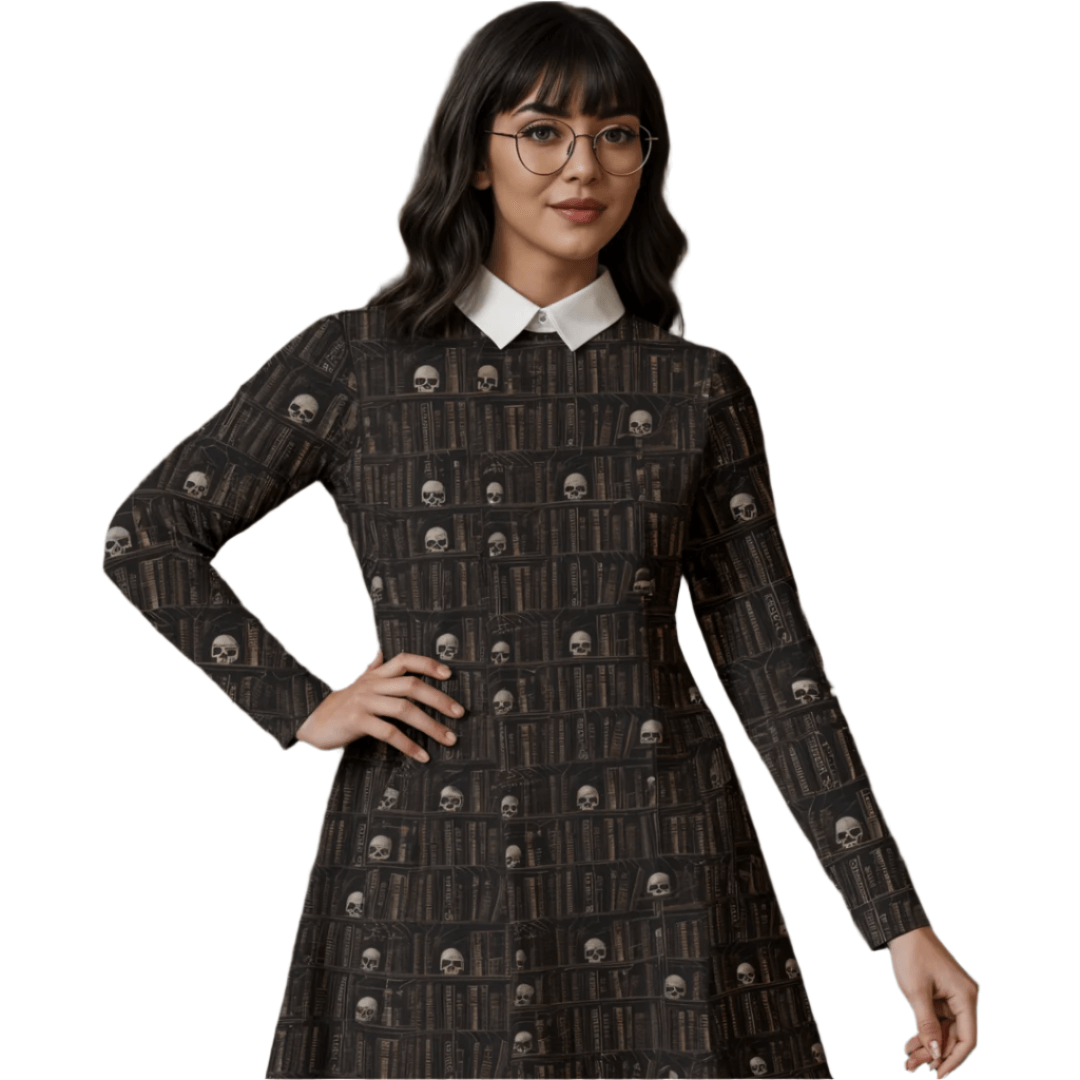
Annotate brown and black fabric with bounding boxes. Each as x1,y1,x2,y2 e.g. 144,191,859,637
103,306,929,1079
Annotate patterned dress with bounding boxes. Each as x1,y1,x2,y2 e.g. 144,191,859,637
102,304,929,1079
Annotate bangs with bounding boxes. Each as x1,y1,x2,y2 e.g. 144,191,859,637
484,36,645,125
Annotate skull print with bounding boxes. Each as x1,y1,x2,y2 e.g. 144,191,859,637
104,525,132,557
287,393,318,424
211,634,239,664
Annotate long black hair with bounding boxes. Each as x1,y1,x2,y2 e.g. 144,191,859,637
366,1,688,339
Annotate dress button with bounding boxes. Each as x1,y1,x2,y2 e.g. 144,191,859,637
538,312,547,322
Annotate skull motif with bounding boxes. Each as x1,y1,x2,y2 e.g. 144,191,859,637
640,719,663,745
688,685,702,704
749,1057,768,1077
493,689,513,715
211,634,239,664
628,408,653,436
378,786,400,810
439,786,463,812
569,630,592,656
513,1031,533,1055
505,844,522,868
424,526,449,552
104,525,132,557
360,947,381,971
487,531,507,556
664,974,686,1000
486,481,504,504
368,834,392,861
576,785,599,811
563,472,588,500
647,871,671,896
584,937,607,963
491,641,510,664
476,364,499,391
835,816,864,848
183,471,208,498
515,948,527,970
421,480,446,506
287,393,318,424
736,962,756,986
785,958,799,980
345,890,365,918
355,996,378,1023
413,364,439,392
439,947,464,975
811,1043,825,1065
370,576,384,603
436,633,459,660
514,983,535,1006
632,568,655,597
501,795,519,818
792,677,821,705
730,492,758,523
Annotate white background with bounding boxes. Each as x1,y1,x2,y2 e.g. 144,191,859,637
5,2,1078,1078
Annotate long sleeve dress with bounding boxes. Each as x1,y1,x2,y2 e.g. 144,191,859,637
102,292,929,1080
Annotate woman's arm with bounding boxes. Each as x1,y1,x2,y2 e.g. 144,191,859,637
681,348,929,948
101,314,358,749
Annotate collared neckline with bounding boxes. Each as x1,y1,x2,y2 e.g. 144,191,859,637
453,262,626,351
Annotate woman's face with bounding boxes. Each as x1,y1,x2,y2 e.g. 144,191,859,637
474,77,643,269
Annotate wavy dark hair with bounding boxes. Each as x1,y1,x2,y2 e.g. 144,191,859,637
366,1,688,339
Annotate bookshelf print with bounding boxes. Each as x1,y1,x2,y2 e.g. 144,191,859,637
103,306,928,1078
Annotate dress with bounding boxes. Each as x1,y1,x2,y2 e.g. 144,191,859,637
102,276,929,1079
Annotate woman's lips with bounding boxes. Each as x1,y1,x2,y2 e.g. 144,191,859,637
551,206,604,224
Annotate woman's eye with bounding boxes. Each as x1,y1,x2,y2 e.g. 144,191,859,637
522,124,557,141
602,127,636,144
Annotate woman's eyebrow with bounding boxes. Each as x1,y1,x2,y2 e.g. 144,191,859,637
511,100,637,120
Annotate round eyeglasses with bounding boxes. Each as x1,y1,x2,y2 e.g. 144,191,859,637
484,118,658,176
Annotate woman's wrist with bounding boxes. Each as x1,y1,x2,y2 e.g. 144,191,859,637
887,924,935,951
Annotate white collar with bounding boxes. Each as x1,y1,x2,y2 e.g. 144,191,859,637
454,262,626,350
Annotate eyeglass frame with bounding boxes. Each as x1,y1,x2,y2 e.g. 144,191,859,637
483,118,659,176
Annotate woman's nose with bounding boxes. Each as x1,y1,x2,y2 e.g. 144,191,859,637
564,133,603,176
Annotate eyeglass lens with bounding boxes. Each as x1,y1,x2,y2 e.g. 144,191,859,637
517,119,650,175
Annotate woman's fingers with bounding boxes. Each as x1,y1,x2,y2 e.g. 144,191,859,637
371,650,450,682
374,692,459,747
365,717,430,763
935,983,978,1078
905,1017,952,1071
381,673,465,720
368,655,464,719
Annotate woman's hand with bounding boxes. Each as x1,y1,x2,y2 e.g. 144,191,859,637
293,648,465,757
889,925,978,1077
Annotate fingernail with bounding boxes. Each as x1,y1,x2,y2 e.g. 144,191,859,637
416,749,429,762
438,665,450,677
930,1041,940,1061
454,703,465,715
445,730,457,744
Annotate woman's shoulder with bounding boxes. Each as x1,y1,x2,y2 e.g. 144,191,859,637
622,311,750,402
336,303,478,344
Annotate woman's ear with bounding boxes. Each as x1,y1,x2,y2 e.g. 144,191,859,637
471,165,492,191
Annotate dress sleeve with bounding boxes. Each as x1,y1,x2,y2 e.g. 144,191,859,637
680,350,930,950
101,313,357,750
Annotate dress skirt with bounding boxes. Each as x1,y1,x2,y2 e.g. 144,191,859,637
265,699,832,1079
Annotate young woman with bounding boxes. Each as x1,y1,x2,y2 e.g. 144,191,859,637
102,3,977,1077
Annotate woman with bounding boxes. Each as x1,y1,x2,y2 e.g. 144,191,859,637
101,3,977,1077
